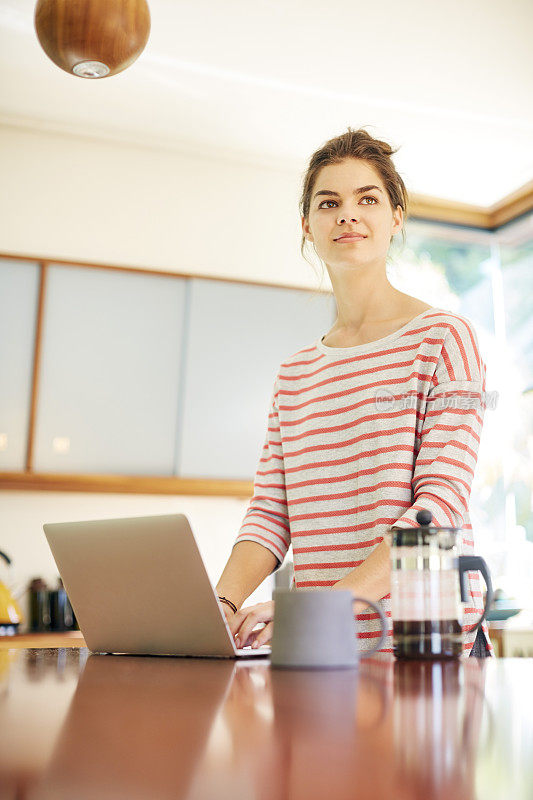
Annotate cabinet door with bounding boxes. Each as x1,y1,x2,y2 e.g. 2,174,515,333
33,265,186,474
177,279,335,479
0,259,40,471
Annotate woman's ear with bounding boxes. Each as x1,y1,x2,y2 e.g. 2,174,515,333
392,204,404,236
302,215,313,243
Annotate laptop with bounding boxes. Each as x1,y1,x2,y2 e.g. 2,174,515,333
43,513,271,659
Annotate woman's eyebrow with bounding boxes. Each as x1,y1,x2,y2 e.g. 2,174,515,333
313,185,384,199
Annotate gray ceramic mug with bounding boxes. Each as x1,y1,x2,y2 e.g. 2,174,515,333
270,588,388,669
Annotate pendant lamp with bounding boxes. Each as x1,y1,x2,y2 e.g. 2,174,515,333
34,0,151,79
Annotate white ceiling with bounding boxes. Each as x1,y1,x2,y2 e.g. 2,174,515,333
1,0,532,207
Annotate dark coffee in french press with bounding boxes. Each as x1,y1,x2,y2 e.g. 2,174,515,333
389,509,493,659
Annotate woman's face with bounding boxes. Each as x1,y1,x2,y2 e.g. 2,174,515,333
302,158,403,270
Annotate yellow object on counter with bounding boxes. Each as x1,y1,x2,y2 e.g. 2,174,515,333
0,580,24,626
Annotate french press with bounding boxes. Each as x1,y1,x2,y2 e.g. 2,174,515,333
387,509,494,659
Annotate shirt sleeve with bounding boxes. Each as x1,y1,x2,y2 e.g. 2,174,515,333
391,315,487,530
233,372,291,569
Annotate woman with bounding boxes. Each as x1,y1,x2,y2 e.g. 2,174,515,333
216,127,493,658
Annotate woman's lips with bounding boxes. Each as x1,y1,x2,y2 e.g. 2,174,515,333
335,235,366,242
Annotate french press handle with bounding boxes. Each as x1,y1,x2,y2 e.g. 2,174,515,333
458,555,494,631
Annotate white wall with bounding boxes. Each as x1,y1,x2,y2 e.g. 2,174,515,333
0,124,324,288
0,124,310,630
1,491,280,631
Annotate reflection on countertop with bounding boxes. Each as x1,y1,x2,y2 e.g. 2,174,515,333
0,648,531,800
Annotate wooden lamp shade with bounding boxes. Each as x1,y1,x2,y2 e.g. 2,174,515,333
34,0,151,79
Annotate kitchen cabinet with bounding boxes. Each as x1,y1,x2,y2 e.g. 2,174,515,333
177,278,335,479
33,264,187,475
0,258,40,471
1,254,336,490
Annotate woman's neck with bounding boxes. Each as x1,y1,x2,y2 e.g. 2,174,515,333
325,264,407,330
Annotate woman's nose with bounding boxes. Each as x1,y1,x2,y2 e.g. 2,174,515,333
337,213,359,224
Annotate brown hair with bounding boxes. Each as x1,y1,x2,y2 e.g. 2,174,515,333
299,127,409,282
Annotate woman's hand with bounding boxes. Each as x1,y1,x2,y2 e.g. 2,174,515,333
220,602,237,626
225,600,275,649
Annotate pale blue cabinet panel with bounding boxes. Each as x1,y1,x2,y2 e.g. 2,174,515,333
0,259,40,471
177,279,336,479
33,265,186,474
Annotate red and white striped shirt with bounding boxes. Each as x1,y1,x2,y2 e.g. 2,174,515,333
234,308,494,656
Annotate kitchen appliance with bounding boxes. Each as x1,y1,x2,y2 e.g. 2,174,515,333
29,577,79,631
49,578,76,631
29,577,51,632
387,509,494,659
0,550,24,636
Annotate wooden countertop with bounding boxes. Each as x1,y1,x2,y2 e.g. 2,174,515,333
0,631,86,649
0,647,531,800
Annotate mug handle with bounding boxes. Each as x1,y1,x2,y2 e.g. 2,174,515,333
458,555,494,631
352,596,388,655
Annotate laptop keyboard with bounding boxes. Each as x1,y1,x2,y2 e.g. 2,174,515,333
236,646,271,655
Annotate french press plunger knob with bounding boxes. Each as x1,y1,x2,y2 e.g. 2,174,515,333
416,509,433,527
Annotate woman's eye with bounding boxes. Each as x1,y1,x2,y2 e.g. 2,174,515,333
318,196,377,209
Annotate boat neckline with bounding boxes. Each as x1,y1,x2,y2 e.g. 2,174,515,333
316,308,444,355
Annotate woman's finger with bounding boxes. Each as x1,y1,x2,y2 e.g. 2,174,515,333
240,624,266,648
248,621,274,649
236,611,269,648
234,602,274,648
226,603,259,637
